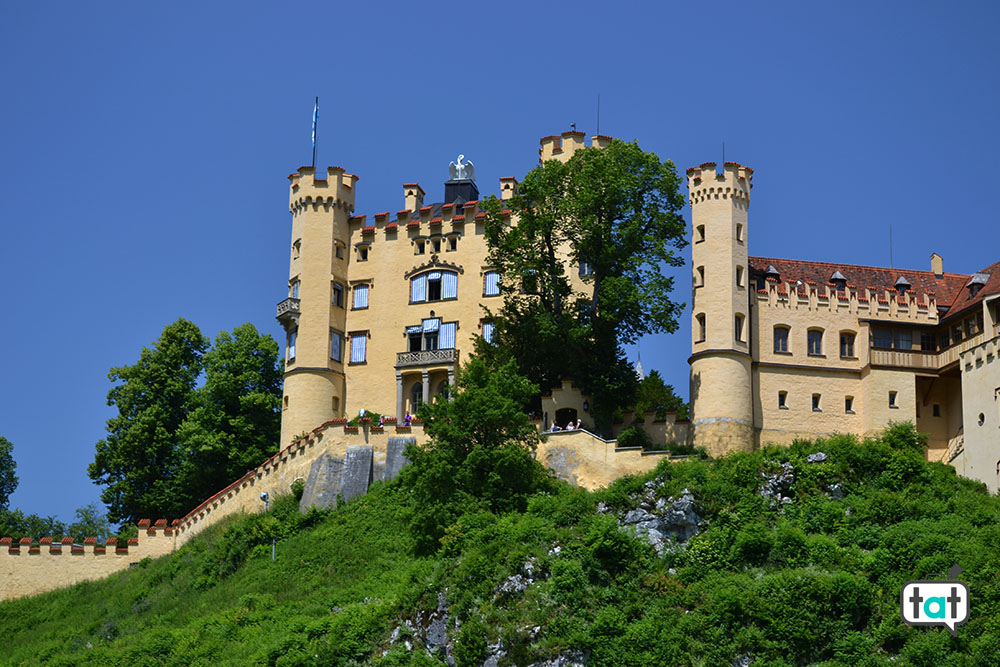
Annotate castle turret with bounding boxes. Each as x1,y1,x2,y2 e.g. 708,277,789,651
277,165,357,446
687,162,755,455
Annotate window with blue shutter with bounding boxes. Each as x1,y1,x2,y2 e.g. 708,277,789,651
439,322,456,349
353,284,369,309
442,272,458,299
350,334,367,363
482,321,494,344
411,274,427,303
484,271,500,296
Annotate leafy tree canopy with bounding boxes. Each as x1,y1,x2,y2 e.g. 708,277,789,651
397,358,556,554
480,139,687,435
0,436,18,510
89,319,282,525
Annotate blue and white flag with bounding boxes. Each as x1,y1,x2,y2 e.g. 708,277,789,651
311,97,319,149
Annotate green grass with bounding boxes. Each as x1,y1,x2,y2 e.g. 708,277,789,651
4,424,1000,665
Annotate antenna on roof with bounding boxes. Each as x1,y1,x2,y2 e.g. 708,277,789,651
889,224,894,269
596,93,600,135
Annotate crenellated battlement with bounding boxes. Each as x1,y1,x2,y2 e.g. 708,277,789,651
345,196,500,242
755,279,939,323
686,162,753,207
539,131,612,163
288,166,359,215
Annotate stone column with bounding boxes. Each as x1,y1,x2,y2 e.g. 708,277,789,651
421,370,430,406
396,372,404,421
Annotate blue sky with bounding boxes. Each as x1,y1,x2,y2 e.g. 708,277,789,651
2,2,997,524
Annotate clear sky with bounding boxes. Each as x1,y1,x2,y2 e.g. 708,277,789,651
2,2,998,524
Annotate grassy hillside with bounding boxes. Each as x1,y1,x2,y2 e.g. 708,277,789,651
3,424,1000,666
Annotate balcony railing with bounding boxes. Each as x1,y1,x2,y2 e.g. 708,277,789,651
275,298,300,325
869,348,938,370
396,348,459,368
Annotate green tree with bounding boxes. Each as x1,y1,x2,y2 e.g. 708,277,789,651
67,502,111,542
89,320,283,525
397,358,555,554
89,318,208,524
481,139,687,434
633,369,688,420
175,324,283,506
0,436,18,510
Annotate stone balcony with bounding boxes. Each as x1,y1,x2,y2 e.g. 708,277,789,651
275,298,300,327
396,348,459,369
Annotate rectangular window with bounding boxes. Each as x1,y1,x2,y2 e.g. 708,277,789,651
920,332,936,352
484,271,500,297
415,240,425,255
350,334,367,363
736,223,744,242
448,236,457,251
411,274,427,302
774,327,788,353
812,394,821,411
482,321,495,344
933,404,941,417
840,332,855,358
889,391,898,408
432,239,441,253
892,330,912,350
442,272,458,299
332,282,344,308
353,284,369,309
778,391,787,409
735,314,745,343
845,396,854,413
290,280,300,298
288,331,297,361
808,330,823,355
873,327,892,349
335,244,344,260
330,331,342,362
439,322,456,349
579,262,593,277
736,266,744,288
697,314,706,342
358,246,369,261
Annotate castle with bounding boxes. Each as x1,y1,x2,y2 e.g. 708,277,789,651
3,131,998,600
687,161,999,492
277,131,999,492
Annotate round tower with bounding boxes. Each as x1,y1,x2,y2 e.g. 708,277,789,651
687,161,755,456
277,165,356,447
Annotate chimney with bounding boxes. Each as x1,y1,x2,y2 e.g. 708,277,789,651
931,253,943,278
499,176,519,201
403,183,425,212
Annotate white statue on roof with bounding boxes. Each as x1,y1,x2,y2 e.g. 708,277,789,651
449,154,475,181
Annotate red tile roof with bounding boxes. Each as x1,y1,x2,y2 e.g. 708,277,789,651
749,256,997,322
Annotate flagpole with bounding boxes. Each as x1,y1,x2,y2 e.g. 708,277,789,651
311,96,319,169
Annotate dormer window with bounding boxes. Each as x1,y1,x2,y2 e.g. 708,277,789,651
830,270,847,292
894,276,912,296
967,273,989,298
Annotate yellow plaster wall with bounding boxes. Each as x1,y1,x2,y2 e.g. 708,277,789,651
953,334,1000,492
0,528,176,601
536,430,675,490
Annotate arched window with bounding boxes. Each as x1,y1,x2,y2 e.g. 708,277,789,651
696,314,706,342
734,314,745,343
411,270,458,303
807,329,824,356
839,331,856,358
774,326,790,353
